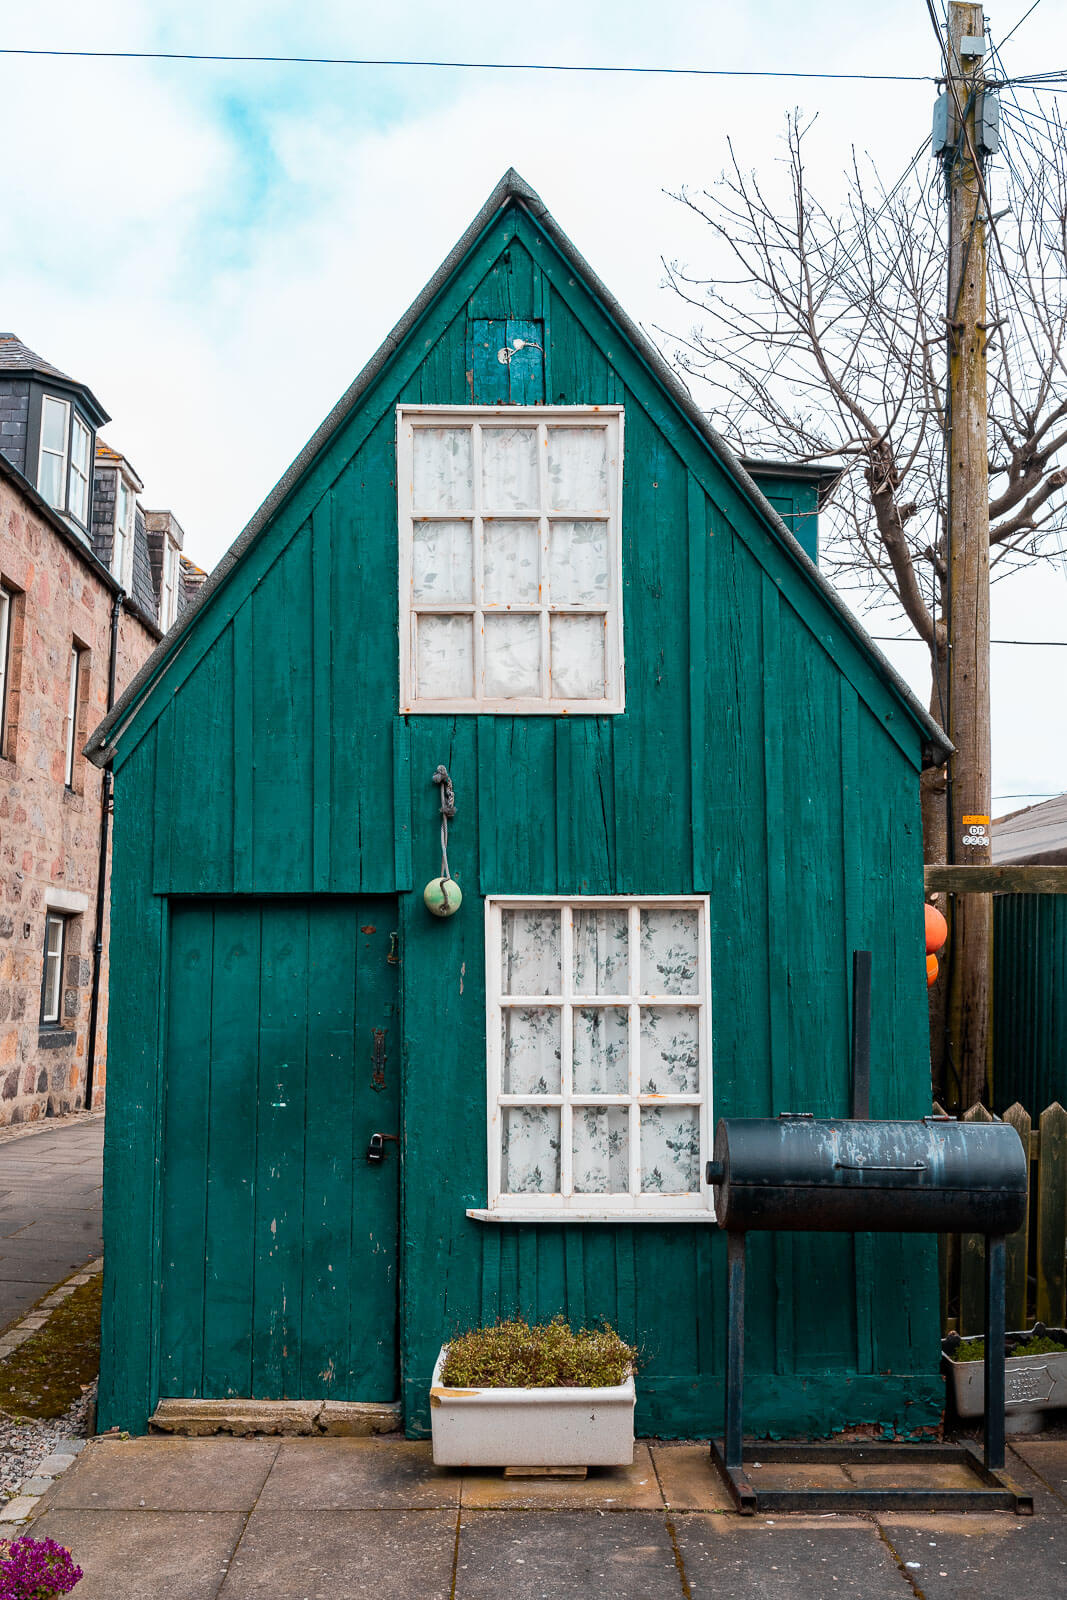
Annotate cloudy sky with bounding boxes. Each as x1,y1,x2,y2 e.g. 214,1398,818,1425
3,1,1065,812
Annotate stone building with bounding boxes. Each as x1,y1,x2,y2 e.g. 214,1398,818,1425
0,334,199,1122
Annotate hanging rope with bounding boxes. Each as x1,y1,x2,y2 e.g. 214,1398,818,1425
432,765,456,880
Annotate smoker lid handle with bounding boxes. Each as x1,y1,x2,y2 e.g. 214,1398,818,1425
833,1160,927,1172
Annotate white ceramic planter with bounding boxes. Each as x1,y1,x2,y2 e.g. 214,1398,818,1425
429,1346,636,1467
943,1329,1067,1432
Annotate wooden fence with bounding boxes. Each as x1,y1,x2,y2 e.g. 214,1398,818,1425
936,1101,1067,1336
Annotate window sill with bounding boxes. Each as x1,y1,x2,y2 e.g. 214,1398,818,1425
466,1207,716,1225
37,1028,75,1050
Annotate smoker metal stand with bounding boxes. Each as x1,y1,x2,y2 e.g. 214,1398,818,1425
710,1230,1034,1516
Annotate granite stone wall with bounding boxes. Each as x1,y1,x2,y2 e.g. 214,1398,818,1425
0,473,157,1121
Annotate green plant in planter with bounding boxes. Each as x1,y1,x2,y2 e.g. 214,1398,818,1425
441,1316,636,1388
951,1328,1067,1363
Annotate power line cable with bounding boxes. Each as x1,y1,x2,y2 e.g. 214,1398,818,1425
996,1,1044,54
0,46,940,80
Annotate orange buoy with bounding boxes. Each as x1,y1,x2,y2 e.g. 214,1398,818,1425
925,902,948,955
926,953,939,987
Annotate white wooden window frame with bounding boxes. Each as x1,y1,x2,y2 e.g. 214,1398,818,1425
471,895,713,1224
0,584,11,757
68,413,92,526
38,395,71,513
64,644,81,788
160,540,179,629
114,477,133,588
397,405,625,715
41,911,66,1025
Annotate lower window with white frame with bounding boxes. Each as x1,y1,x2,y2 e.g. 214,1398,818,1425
478,896,712,1220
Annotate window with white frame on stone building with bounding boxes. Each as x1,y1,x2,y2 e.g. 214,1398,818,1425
40,912,67,1026
38,395,71,513
0,582,12,758
397,407,624,714
473,897,712,1221
64,643,85,789
113,477,133,588
160,540,179,630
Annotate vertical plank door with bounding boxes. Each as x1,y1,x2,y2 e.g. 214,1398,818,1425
159,898,400,1402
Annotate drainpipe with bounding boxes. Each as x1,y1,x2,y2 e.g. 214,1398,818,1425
84,590,122,1111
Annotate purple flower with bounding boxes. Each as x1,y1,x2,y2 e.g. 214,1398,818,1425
0,1536,83,1599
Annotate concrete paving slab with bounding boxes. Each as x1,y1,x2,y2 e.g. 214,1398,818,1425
453,1510,681,1599
0,1117,103,1328
459,1443,661,1509
1011,1439,1067,1504
649,1443,735,1511
745,1459,855,1491
877,1515,1066,1598
219,1508,458,1599
672,1514,908,1599
30,1508,245,1600
48,1437,280,1511
257,1438,460,1510
844,1461,982,1489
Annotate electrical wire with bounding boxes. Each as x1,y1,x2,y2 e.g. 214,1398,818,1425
995,1,1044,54
0,46,939,80
871,636,1067,646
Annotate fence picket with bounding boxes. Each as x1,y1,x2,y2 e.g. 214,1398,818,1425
1002,1103,1032,1329
1037,1102,1067,1328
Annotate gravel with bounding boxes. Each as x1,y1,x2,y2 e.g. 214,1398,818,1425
0,1382,96,1503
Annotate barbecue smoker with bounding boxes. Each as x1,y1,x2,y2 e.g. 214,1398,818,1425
703,959,1031,1514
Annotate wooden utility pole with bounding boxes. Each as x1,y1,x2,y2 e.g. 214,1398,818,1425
944,3,993,1108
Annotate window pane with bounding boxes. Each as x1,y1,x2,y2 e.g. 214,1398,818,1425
412,427,473,512
640,1107,700,1194
501,908,561,995
38,452,64,510
416,614,473,699
41,396,68,453
485,614,540,699
640,908,700,995
483,520,539,606
550,614,605,700
503,1007,562,1093
549,521,610,605
503,1106,560,1194
71,416,90,474
481,426,539,511
573,1107,629,1194
546,427,609,512
573,1007,629,1093
412,520,472,602
640,1007,699,1093
573,909,628,995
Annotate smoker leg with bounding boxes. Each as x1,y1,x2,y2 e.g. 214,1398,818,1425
984,1234,1006,1470
725,1231,746,1471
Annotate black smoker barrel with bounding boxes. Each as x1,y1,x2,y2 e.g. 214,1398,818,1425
706,1115,1027,1235
704,1114,1031,1514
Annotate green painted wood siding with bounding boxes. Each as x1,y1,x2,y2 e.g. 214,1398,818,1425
99,211,939,1437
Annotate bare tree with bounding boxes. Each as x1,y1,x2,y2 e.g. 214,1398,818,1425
664,102,1067,882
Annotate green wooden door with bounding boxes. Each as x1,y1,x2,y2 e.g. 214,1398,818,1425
159,897,400,1402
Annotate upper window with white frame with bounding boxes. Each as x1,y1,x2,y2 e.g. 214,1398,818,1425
68,414,92,526
38,395,71,512
480,896,711,1220
0,583,13,759
397,406,624,714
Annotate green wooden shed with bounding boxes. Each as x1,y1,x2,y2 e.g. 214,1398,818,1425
87,170,952,1440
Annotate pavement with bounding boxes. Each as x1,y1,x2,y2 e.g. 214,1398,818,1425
0,1114,104,1331
20,1432,1067,1599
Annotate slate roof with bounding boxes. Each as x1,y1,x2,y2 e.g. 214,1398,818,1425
0,333,72,380
86,168,952,768
993,794,1067,865
0,333,109,424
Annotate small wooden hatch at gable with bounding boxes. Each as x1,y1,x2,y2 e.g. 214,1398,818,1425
468,319,545,404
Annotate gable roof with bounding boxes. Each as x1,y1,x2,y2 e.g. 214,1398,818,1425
86,168,951,769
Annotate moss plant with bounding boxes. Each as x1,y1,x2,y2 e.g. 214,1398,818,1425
0,1276,101,1419
951,1331,1067,1363
440,1316,636,1389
